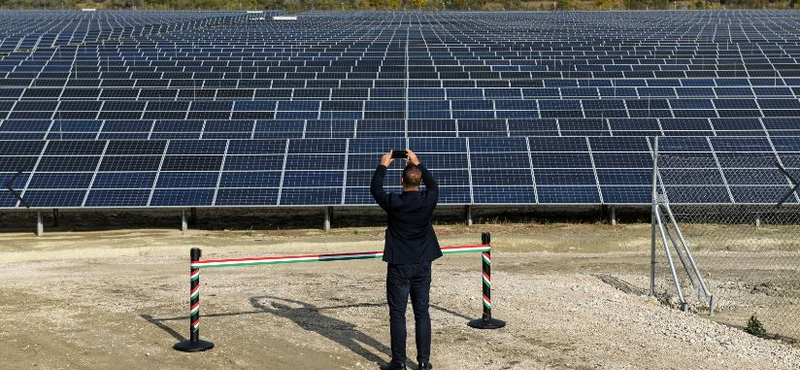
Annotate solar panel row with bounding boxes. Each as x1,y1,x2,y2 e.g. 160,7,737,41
0,10,797,208
0,136,797,207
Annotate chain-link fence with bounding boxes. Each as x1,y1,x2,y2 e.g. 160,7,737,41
654,143,800,341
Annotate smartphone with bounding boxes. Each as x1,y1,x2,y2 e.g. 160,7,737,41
391,150,408,159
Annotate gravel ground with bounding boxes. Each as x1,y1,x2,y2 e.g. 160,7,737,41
0,223,797,370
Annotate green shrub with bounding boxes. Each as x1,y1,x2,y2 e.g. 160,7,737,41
745,314,767,337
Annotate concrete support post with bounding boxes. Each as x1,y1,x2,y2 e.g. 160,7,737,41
755,216,761,227
324,207,332,231
465,205,473,226
610,206,617,226
53,209,59,227
36,211,44,236
181,209,188,232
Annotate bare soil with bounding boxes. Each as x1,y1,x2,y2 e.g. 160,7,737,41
0,222,797,370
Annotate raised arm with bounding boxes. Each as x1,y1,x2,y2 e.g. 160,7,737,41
370,150,394,209
407,149,438,200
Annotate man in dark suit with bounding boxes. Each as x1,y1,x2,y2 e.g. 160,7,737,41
371,149,441,370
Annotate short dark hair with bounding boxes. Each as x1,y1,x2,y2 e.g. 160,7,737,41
402,164,422,188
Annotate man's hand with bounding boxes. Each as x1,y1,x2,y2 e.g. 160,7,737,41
406,149,420,166
380,150,394,167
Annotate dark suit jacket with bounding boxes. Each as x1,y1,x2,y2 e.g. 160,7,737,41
370,163,442,265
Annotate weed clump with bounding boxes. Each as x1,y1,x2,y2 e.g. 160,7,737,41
745,314,767,337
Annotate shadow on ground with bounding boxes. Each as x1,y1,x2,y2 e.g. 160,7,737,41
141,296,475,367
250,296,391,366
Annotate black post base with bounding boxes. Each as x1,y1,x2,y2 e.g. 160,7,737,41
174,339,214,352
468,318,506,329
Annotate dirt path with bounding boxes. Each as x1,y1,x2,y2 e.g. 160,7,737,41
0,223,797,369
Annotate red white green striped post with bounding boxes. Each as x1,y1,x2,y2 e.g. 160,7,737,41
174,248,214,352
468,233,506,329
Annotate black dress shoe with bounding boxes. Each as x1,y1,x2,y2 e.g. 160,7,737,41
417,362,433,370
380,362,406,370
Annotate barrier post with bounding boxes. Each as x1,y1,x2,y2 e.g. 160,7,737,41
174,248,215,352
468,232,506,329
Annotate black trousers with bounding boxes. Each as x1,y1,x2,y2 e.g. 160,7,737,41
386,262,432,365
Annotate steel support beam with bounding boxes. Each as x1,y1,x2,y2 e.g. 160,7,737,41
324,207,332,231
36,211,44,236
610,206,617,225
181,209,188,232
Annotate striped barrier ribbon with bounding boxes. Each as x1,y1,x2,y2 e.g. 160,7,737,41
191,244,491,269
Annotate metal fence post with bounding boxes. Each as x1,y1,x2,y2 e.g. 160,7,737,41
650,136,658,296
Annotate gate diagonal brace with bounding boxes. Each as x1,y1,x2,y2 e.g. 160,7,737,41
4,169,29,209
775,162,799,207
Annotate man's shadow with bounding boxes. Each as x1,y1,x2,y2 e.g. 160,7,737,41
140,298,472,366
250,295,391,366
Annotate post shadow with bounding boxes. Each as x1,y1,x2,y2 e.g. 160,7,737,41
308,302,472,322
250,295,391,366
140,314,186,342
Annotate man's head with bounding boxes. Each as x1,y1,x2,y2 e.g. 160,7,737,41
402,164,422,191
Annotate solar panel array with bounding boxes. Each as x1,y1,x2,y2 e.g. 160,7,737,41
0,10,799,208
